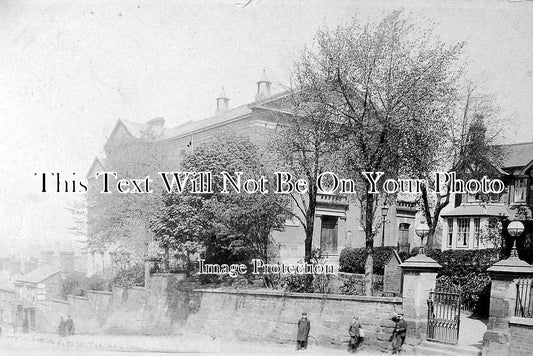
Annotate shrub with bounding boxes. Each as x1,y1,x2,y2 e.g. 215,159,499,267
111,263,145,288
339,278,365,295
61,273,110,299
339,246,397,275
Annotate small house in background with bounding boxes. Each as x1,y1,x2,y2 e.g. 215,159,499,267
14,265,62,302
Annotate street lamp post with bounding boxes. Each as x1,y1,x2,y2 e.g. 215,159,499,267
507,220,525,257
415,221,430,255
381,204,389,247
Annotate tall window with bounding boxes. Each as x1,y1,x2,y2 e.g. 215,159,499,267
457,218,470,247
514,178,528,203
473,218,481,248
447,219,454,247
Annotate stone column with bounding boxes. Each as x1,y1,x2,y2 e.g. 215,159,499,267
400,254,441,345
482,254,533,356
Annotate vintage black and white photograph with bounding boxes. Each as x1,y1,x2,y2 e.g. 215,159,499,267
1,0,533,355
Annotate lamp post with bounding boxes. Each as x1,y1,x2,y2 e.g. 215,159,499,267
381,204,389,247
507,220,525,257
415,221,430,255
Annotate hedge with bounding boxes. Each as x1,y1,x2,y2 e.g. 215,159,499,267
340,246,500,315
339,246,400,275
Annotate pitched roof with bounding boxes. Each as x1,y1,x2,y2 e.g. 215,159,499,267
86,155,106,178
121,119,179,140
441,204,509,218
108,91,291,145
499,142,533,169
15,265,61,284
166,104,252,140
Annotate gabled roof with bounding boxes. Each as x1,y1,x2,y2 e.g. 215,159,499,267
120,119,179,140
15,265,61,284
86,156,106,178
441,204,509,218
499,142,533,169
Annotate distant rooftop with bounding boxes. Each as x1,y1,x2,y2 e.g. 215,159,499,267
15,265,60,284
499,141,533,169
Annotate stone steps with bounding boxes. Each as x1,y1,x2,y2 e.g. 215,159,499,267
415,341,481,356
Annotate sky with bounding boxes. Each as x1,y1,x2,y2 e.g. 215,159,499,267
0,0,532,255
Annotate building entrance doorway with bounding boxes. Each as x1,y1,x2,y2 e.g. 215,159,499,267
320,216,338,254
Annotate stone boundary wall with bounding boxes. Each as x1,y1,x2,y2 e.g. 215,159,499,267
186,288,402,351
35,274,186,335
509,317,533,356
33,274,403,352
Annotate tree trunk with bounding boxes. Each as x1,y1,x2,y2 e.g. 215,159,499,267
185,251,191,277
304,194,317,291
143,241,150,287
425,226,436,253
364,192,375,296
163,246,170,271
305,196,316,263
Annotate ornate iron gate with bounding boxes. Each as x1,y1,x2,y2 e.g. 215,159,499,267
427,287,461,344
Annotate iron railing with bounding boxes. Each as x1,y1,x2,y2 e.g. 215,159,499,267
515,278,533,318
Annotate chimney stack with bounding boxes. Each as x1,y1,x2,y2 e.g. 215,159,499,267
216,87,229,115
255,70,271,101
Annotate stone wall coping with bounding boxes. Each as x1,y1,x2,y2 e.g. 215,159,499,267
51,298,69,305
67,294,89,301
510,316,533,327
113,286,145,292
87,289,113,296
338,272,384,279
193,288,403,303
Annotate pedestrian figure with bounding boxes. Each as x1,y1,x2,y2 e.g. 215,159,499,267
348,315,363,353
296,312,310,350
58,317,67,337
390,313,407,354
65,315,75,336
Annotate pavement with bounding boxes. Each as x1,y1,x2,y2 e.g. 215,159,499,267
457,313,487,348
0,331,392,355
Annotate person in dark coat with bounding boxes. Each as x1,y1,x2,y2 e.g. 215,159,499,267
391,313,407,354
65,315,75,336
348,315,362,353
296,312,311,350
58,317,67,337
